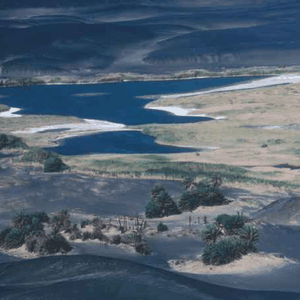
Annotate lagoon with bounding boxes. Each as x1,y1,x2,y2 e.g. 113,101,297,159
0,76,262,154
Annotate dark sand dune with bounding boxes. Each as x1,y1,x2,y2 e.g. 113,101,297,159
0,255,300,300
1,0,300,76
254,194,300,225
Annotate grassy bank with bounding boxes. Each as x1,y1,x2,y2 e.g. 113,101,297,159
62,154,299,191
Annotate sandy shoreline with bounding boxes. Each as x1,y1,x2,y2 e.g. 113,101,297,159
169,252,297,275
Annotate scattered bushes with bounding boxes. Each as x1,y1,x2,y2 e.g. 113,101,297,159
135,243,152,255
201,237,255,265
145,185,180,218
51,210,71,233
0,133,28,150
179,177,227,212
200,213,259,266
157,222,168,232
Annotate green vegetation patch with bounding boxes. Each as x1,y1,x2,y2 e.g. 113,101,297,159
0,104,9,113
0,133,28,150
200,213,259,266
21,147,69,173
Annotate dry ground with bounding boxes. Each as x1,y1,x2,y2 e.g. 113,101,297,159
136,83,300,188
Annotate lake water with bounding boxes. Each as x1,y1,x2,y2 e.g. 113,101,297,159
0,76,262,154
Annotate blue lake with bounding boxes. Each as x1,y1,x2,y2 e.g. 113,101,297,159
49,131,200,155
0,76,262,154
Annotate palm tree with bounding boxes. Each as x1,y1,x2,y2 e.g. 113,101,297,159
200,224,223,245
239,225,259,244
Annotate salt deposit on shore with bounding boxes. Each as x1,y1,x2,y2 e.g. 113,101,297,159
13,118,128,136
0,107,22,118
146,74,300,118
161,74,300,99
145,105,226,119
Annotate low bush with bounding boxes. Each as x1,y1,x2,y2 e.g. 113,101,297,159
201,237,255,266
200,224,223,245
82,231,93,241
135,243,152,255
38,233,72,255
215,214,245,233
51,210,71,233
157,222,168,232
239,225,259,244
121,233,142,245
0,133,28,150
145,185,180,218
81,219,92,229
4,228,25,249
112,235,122,245
92,227,109,242
44,156,69,173
0,227,12,247
21,148,57,164
178,191,199,212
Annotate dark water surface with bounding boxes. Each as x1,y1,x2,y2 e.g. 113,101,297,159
50,130,201,155
0,77,260,125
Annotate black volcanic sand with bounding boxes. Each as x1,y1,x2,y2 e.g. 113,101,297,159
1,160,300,294
1,0,300,75
0,255,300,300
0,164,185,225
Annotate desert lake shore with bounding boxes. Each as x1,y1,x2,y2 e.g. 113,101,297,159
1,73,300,295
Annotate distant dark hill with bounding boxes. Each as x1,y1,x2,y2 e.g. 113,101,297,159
1,0,300,76
254,194,300,225
0,255,300,300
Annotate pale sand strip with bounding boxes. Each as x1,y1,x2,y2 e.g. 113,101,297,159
169,252,297,275
13,118,127,135
160,74,300,99
145,74,300,118
0,107,22,118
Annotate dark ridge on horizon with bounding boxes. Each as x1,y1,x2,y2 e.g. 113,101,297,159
0,0,300,77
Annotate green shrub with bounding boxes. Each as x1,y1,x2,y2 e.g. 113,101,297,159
81,219,92,228
51,210,71,233
239,225,259,244
0,227,11,246
200,224,223,245
145,185,180,218
21,148,57,164
112,235,122,245
4,228,25,249
38,233,72,255
25,231,45,253
215,214,245,232
121,233,142,245
145,200,160,218
44,156,69,173
179,191,199,212
135,243,152,255
0,133,28,150
197,186,227,206
157,222,168,232
82,231,93,241
201,237,254,266
92,227,109,242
